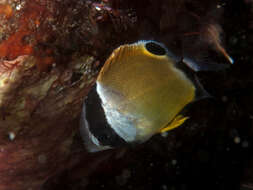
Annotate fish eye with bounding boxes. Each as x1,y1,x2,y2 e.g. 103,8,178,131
145,41,166,56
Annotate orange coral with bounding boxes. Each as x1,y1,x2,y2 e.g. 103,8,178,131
0,1,54,71
0,30,33,60
0,4,13,19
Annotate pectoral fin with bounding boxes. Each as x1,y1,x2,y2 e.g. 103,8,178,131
160,115,189,133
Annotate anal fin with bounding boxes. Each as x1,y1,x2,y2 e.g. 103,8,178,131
160,115,189,133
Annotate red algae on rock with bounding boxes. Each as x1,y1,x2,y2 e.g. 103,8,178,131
0,0,103,189
0,1,43,60
0,1,138,189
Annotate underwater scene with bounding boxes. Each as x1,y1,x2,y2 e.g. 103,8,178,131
0,0,252,190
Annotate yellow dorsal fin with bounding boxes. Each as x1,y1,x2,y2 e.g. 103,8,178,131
160,115,189,133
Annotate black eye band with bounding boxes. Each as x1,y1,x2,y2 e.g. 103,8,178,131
145,41,166,56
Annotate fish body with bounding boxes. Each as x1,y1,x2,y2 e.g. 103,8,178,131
80,41,205,152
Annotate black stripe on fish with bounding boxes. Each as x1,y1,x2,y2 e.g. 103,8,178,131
80,84,127,152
